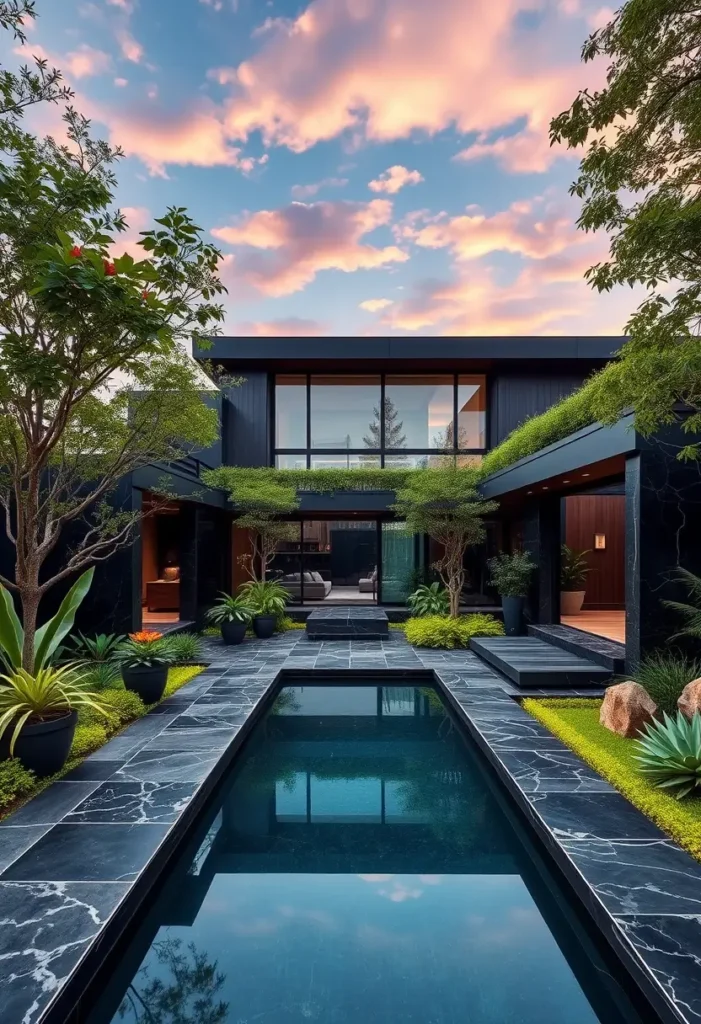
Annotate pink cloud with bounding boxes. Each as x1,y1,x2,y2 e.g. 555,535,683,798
235,317,329,336
212,198,408,295
110,205,151,258
218,0,604,170
117,28,143,63
291,177,348,199
64,44,112,78
114,76,128,87
368,165,423,194
360,298,393,312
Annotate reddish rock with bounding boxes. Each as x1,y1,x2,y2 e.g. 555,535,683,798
599,682,657,738
678,679,701,720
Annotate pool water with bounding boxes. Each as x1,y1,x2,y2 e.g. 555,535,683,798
86,683,646,1024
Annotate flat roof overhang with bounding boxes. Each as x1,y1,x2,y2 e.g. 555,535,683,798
195,336,623,373
478,414,636,505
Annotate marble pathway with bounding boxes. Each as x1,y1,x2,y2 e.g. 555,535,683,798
0,631,699,1024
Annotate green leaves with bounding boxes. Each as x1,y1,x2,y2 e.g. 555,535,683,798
634,711,701,800
34,567,94,671
487,551,537,598
407,583,450,617
0,586,23,670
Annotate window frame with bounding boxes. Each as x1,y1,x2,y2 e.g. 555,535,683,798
272,372,487,467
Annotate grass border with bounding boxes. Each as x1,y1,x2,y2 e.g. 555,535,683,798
0,664,205,823
524,698,701,861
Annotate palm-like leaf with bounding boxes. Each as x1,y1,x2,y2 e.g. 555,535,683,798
407,583,450,617
34,568,95,670
633,711,701,800
0,586,23,670
239,580,289,616
205,592,254,625
663,568,701,640
0,663,110,756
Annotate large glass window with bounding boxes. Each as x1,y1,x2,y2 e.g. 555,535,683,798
310,454,380,470
310,375,381,450
275,374,307,449
384,375,454,449
457,375,486,449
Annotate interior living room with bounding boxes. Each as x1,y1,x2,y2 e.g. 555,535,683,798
270,519,380,604
140,494,182,626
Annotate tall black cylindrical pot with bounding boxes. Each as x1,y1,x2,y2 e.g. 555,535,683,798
501,596,525,637
252,615,276,639
0,709,78,778
221,619,247,645
122,664,168,703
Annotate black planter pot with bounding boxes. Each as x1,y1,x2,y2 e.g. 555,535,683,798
0,709,77,778
220,619,248,645
122,664,168,703
501,596,525,637
252,615,276,639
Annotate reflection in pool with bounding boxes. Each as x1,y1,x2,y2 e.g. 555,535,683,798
87,684,645,1024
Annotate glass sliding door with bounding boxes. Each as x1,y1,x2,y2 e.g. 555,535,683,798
300,520,378,604
379,522,419,604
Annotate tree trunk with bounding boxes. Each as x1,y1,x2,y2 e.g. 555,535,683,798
19,583,40,673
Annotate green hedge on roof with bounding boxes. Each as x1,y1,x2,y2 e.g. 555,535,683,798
480,362,623,477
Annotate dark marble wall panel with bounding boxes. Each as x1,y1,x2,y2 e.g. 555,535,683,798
519,495,561,625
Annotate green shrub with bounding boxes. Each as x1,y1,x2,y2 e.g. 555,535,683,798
634,712,701,799
0,758,36,810
101,688,147,723
70,723,109,758
407,583,450,617
164,665,205,698
201,626,221,637
634,653,701,716
277,617,305,632
164,632,205,663
487,551,536,597
405,614,504,649
481,363,622,476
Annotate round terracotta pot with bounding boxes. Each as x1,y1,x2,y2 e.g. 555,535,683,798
221,619,248,645
560,591,585,616
252,615,276,639
122,664,168,703
0,709,77,778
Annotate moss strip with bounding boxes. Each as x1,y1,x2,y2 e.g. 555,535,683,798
524,698,701,861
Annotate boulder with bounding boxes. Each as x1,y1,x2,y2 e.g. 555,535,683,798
599,682,657,738
678,678,701,720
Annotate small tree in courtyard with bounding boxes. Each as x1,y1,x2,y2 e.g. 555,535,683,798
392,467,498,618
0,7,228,669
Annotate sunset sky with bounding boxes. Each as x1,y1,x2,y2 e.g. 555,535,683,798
9,0,638,338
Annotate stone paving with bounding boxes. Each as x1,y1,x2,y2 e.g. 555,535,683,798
0,630,698,1024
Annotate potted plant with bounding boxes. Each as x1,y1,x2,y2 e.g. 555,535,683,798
487,551,536,636
560,545,592,616
0,664,109,777
114,630,176,703
239,580,289,639
205,592,254,645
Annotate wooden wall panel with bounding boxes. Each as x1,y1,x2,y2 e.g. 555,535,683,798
565,495,625,608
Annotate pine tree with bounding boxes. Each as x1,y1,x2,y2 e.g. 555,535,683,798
363,397,407,449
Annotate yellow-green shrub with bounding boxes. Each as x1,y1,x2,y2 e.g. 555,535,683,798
0,758,36,810
71,723,109,758
405,614,504,649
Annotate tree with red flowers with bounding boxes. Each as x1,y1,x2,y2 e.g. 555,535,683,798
0,6,231,669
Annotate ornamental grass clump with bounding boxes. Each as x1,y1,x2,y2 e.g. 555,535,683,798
635,653,701,717
163,631,205,664
405,614,504,649
634,712,701,800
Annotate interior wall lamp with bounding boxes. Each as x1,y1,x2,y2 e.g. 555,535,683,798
594,533,606,550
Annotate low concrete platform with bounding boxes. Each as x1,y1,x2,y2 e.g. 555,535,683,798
470,636,612,689
528,624,625,673
306,606,389,640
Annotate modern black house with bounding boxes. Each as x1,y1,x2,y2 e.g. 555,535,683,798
12,335,701,673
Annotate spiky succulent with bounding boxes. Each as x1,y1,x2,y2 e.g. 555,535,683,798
633,712,701,800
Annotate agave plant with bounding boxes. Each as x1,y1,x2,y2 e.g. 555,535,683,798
205,592,254,625
0,663,109,756
0,568,94,671
407,583,450,617
633,711,701,800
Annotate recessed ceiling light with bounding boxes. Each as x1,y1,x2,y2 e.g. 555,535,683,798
527,490,533,495
563,479,570,484
582,473,590,477
542,486,549,490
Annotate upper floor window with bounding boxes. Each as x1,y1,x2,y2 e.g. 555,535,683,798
274,373,486,466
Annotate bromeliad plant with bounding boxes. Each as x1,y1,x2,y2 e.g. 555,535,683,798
634,712,701,800
114,630,177,668
407,583,450,617
0,663,109,757
0,569,94,672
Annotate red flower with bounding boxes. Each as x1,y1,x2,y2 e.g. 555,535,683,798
142,289,150,300
103,260,116,276
69,245,82,258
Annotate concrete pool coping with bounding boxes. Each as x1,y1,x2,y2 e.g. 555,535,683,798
0,633,698,1024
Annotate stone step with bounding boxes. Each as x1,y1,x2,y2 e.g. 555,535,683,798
470,636,612,690
528,624,625,673
306,606,389,640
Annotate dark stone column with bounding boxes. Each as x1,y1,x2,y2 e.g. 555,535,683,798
179,504,231,626
519,495,561,624
625,437,701,672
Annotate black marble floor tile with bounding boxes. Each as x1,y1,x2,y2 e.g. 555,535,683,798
114,748,222,783
0,880,130,1024
144,727,238,751
2,823,170,881
166,708,251,729
0,825,52,874
62,760,128,782
496,748,615,793
528,792,667,841
0,781,101,826
561,839,701,915
64,782,197,824
614,915,701,1022
469,716,565,750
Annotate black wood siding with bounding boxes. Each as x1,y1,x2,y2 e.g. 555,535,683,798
222,372,271,466
489,374,589,447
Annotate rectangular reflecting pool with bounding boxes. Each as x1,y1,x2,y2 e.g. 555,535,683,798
83,683,647,1024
